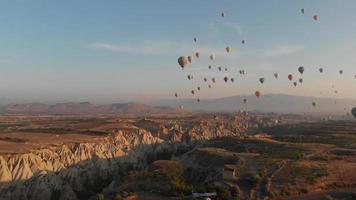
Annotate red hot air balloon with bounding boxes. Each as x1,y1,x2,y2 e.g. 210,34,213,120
288,74,293,81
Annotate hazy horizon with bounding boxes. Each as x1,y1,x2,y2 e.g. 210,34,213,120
1,0,356,103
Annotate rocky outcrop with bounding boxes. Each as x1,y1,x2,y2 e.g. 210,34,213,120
0,113,275,200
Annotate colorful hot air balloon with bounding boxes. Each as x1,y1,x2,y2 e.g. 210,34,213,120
210,54,215,61
178,56,188,69
288,74,293,81
226,47,232,53
259,78,265,84
224,77,228,83
255,91,261,98
298,66,304,74
187,56,193,63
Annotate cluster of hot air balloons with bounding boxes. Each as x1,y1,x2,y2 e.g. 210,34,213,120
174,8,356,118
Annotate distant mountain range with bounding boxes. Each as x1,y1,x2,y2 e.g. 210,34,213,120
3,102,182,115
2,94,356,115
153,94,356,114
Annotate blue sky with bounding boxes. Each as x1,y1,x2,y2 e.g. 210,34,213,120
0,0,356,103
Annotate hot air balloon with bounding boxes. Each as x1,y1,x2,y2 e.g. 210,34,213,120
242,40,245,45
293,82,297,87
354,75,356,79
334,90,338,94
299,78,303,84
191,90,195,95
221,12,225,18
194,37,197,43
218,66,222,71
312,102,317,107
255,91,261,98
351,107,356,118
195,52,200,58
179,105,183,109
208,65,212,70
178,56,188,69
319,68,324,73
259,78,265,84
288,74,293,81
174,93,178,98
208,84,212,88
301,8,305,14
224,77,228,82
197,98,200,102
339,70,343,75
187,75,193,80
197,86,201,91
204,77,207,82
298,66,304,74
225,68,228,71
243,98,248,104
274,73,279,79
212,77,216,83
226,47,232,53
231,78,234,82
187,56,193,63
210,54,215,61
313,15,319,21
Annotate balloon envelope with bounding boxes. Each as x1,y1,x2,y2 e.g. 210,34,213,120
178,56,188,69
351,107,356,118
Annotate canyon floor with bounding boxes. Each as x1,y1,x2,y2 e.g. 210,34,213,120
0,113,355,200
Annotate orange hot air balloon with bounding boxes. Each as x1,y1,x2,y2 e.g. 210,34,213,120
288,74,293,81
255,90,261,98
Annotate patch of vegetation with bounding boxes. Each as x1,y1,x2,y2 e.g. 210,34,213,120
119,160,192,197
289,165,329,184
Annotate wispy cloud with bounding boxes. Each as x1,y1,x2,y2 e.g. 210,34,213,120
91,41,240,60
261,45,304,57
91,42,165,55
